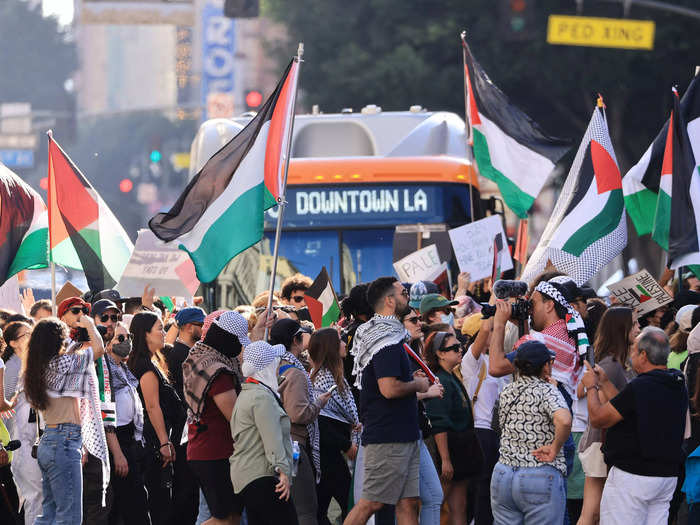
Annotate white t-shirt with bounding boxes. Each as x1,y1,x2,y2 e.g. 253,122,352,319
461,347,510,430
571,379,588,433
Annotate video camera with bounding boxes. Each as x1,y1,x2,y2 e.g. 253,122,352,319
480,280,532,321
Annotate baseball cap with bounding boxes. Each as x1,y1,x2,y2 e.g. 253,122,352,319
419,293,458,315
213,311,252,347
515,340,556,367
91,299,120,318
86,289,126,304
175,307,206,326
676,304,697,332
461,313,483,338
242,341,287,373
409,280,439,309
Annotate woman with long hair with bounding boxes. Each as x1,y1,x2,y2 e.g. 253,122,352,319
128,311,185,525
423,331,477,525
2,322,31,432
577,306,639,525
308,327,359,524
25,316,105,524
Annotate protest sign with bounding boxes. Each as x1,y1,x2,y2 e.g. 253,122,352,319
56,281,84,306
449,216,513,281
606,270,673,317
393,244,443,282
116,229,199,300
0,275,23,313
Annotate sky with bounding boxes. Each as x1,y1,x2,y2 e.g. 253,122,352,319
42,0,74,25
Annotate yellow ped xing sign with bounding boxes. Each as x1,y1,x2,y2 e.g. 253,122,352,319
547,15,655,50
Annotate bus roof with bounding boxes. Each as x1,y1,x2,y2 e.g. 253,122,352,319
286,155,479,187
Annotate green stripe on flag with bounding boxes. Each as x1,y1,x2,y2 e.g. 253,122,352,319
473,129,535,219
624,188,658,237
180,183,265,283
562,190,624,257
263,185,277,210
7,227,48,277
652,190,672,251
321,299,340,327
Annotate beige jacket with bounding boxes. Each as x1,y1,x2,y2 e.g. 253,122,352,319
277,361,323,444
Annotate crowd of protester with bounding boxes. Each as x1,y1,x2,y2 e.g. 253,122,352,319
0,268,699,524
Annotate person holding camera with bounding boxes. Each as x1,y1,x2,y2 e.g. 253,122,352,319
25,316,106,525
59,296,115,524
104,321,151,525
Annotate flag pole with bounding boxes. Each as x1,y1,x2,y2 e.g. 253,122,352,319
264,43,304,341
461,31,476,223
47,130,57,316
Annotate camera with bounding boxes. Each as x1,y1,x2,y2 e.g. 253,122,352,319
480,298,532,321
76,327,90,342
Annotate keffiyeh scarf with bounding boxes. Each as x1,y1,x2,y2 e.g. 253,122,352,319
536,279,589,356
312,367,360,444
45,343,110,504
107,354,144,443
183,341,242,425
281,351,321,483
350,315,409,389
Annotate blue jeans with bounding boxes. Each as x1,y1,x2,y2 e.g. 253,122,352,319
490,462,566,525
35,423,83,525
419,440,443,525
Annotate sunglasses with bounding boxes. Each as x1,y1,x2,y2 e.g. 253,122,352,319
441,343,464,354
100,314,120,323
291,295,306,304
405,316,421,325
70,307,89,315
115,333,131,343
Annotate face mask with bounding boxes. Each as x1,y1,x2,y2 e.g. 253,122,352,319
440,312,455,326
112,340,132,358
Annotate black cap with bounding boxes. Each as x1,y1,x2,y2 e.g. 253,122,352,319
91,299,120,318
515,340,556,367
578,285,597,300
269,318,302,349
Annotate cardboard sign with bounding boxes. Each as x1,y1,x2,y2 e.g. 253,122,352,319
449,216,513,281
0,275,23,313
606,270,673,317
116,229,199,300
56,281,84,306
393,245,442,283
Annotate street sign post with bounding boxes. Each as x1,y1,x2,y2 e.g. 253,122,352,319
547,15,655,50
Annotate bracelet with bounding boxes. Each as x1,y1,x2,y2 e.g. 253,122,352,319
159,442,172,449
586,385,600,393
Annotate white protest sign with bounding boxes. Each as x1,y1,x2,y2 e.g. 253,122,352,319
606,270,673,317
116,229,199,299
448,215,513,280
393,244,442,282
0,275,23,313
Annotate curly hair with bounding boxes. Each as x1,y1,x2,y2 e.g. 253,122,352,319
309,328,346,393
24,318,67,411
2,321,31,361
280,273,313,300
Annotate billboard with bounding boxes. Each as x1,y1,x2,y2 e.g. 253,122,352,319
80,0,195,25
201,1,236,120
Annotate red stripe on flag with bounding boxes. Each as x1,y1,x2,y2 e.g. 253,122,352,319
264,60,298,201
661,111,674,178
304,294,324,330
403,343,437,384
591,140,622,194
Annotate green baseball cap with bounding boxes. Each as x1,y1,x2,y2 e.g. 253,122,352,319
419,293,458,315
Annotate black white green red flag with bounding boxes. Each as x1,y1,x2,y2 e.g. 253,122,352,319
462,34,569,219
0,163,49,287
48,134,133,292
304,266,340,329
652,88,700,269
521,99,627,286
149,58,300,283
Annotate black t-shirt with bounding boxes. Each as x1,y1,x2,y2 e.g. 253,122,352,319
603,368,688,477
131,360,185,448
166,341,191,403
359,342,419,445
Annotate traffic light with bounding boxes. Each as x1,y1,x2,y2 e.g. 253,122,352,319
119,178,133,193
150,149,162,164
245,90,263,109
224,0,258,18
502,0,536,41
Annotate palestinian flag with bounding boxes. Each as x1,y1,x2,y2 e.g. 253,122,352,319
654,88,700,269
623,75,700,236
304,267,340,329
491,233,503,282
48,134,133,292
0,163,48,287
522,98,627,286
462,35,569,218
149,58,300,283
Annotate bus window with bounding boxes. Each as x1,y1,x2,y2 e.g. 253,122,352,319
341,229,395,287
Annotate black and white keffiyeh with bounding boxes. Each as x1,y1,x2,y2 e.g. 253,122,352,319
282,351,321,483
350,315,409,389
535,279,589,356
107,354,144,443
312,367,360,444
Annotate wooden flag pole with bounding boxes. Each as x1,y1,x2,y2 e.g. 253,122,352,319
264,43,304,341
